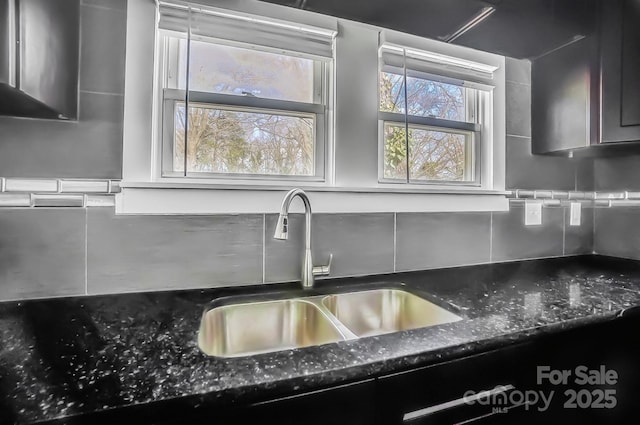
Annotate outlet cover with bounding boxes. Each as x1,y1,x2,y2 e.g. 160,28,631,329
524,201,543,226
570,202,581,226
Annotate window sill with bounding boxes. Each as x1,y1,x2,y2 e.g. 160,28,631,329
115,183,508,214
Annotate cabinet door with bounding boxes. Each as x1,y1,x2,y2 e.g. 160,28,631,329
235,380,376,425
523,315,640,424
532,36,598,153
18,0,80,119
600,0,640,143
0,0,15,87
375,343,537,425
162,379,377,425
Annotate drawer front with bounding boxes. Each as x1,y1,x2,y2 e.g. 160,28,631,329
377,344,534,425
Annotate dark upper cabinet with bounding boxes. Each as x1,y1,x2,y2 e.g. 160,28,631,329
533,0,640,154
532,37,599,154
0,0,11,86
600,0,640,143
0,0,80,120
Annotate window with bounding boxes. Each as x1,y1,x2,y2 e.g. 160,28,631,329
156,2,335,181
378,43,495,186
120,0,506,214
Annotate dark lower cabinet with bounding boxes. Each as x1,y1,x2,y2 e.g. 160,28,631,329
159,379,377,425
600,0,640,143
521,314,640,424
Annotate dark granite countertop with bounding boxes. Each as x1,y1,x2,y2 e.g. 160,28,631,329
2,255,640,424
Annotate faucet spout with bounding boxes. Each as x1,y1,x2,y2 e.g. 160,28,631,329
273,188,310,241
273,189,330,289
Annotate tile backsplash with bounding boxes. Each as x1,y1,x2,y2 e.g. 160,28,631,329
0,209,86,300
87,209,264,294
594,207,640,260
264,213,395,282
0,206,592,301
395,212,491,271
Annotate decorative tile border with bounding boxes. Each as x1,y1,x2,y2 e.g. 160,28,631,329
86,195,117,207
59,180,110,193
0,179,635,209
0,193,31,207
507,190,640,208
5,178,58,193
32,194,85,208
0,178,119,208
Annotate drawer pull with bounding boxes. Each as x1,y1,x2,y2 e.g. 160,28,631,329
402,384,515,422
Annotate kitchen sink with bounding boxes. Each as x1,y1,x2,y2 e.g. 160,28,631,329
198,299,346,357
322,289,462,337
198,287,462,357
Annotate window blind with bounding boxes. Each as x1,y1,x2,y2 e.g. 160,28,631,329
158,1,336,59
379,42,498,85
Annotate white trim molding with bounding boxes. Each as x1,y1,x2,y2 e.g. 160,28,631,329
115,187,508,214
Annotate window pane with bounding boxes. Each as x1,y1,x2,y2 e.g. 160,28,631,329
176,40,316,103
379,72,467,122
379,72,405,114
383,123,472,182
408,127,470,182
383,123,407,180
173,106,185,173
174,103,315,176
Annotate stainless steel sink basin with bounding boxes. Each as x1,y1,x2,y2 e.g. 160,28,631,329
322,289,462,337
198,299,346,357
198,287,462,357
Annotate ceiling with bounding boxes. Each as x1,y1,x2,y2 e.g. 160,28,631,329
259,0,598,59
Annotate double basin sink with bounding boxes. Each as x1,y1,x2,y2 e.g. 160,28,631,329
198,287,462,358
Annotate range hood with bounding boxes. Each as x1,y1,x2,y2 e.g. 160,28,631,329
0,0,79,120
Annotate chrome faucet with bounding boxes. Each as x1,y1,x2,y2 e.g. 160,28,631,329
274,188,332,289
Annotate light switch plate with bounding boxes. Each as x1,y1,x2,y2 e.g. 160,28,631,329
570,202,581,226
524,201,543,226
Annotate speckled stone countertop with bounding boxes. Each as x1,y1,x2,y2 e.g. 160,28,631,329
2,255,640,424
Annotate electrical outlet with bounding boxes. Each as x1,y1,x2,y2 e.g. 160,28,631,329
524,201,542,226
570,202,581,226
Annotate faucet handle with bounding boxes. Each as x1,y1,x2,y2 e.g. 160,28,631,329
312,253,333,276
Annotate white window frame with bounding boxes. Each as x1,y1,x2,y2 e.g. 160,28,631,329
377,63,483,186
374,37,500,193
156,31,331,182
378,120,479,185
119,0,507,214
